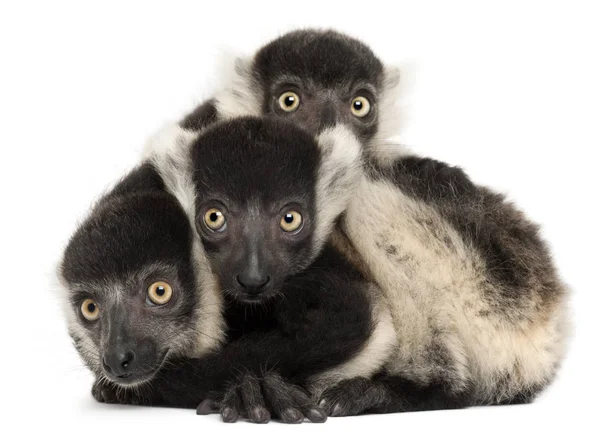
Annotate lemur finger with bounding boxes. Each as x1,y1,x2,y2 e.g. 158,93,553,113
239,374,271,424
287,385,327,423
196,399,219,415
220,385,242,423
262,373,304,424
91,382,105,403
319,377,387,417
94,384,119,404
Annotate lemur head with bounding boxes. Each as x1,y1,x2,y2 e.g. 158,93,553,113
58,178,210,387
216,29,401,156
190,117,361,304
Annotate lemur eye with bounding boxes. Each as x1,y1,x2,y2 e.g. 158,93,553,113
351,96,371,117
278,92,300,112
280,211,303,233
81,298,99,321
147,281,173,305
204,208,226,231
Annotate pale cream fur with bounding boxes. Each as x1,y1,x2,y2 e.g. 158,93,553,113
341,176,569,401
144,123,227,355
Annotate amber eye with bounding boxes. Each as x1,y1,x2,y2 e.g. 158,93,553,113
81,298,99,321
278,91,300,112
351,96,371,117
204,208,226,231
147,281,173,305
280,211,303,233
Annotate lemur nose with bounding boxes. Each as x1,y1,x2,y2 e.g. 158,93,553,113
103,350,135,377
236,273,271,295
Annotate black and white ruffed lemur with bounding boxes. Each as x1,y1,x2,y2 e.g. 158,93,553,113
144,29,571,416
59,117,377,423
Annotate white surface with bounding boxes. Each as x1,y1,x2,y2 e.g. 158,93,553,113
0,1,597,435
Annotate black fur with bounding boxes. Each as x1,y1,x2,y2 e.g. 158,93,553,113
94,243,373,423
63,118,374,423
253,30,383,90
61,164,201,386
254,30,383,141
319,374,473,416
180,99,220,131
190,117,322,303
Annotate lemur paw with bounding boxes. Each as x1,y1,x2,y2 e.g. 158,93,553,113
91,379,142,405
319,377,389,417
196,372,326,424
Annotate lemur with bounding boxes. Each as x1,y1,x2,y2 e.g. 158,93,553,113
147,29,570,415
59,117,383,423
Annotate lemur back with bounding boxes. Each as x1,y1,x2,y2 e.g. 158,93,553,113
333,158,570,404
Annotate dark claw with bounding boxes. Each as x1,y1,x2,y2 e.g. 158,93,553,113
305,407,327,423
222,407,239,423
280,408,304,424
197,399,218,415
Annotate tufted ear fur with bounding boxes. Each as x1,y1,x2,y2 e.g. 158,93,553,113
312,125,363,254
142,123,227,354
213,55,263,119
369,64,415,164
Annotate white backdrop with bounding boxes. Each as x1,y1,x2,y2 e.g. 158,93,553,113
1,1,598,436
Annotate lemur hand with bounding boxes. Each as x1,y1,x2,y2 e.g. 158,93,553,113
196,372,327,424
91,379,145,405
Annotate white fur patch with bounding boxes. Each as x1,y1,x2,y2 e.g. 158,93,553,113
312,125,362,253
213,56,262,119
144,123,199,222
145,123,226,355
367,65,412,164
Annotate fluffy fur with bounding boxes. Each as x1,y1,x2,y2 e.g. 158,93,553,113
60,116,382,423
58,163,224,388
166,28,570,414
180,29,408,161
323,159,570,413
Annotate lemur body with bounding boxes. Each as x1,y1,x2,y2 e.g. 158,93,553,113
153,29,571,414
324,161,569,412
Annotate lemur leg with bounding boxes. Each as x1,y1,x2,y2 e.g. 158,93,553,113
318,377,393,416
319,375,472,416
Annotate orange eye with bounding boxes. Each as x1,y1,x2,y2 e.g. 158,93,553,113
280,211,303,233
278,92,300,112
81,298,100,321
147,281,173,305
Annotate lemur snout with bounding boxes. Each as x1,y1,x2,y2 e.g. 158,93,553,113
103,349,135,378
236,272,271,295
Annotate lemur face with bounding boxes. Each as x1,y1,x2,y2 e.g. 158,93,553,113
252,30,384,143
192,117,320,304
60,192,201,387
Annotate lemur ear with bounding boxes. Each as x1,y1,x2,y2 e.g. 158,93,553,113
383,65,401,93
369,64,415,164
141,122,199,225
214,54,263,119
312,126,363,252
